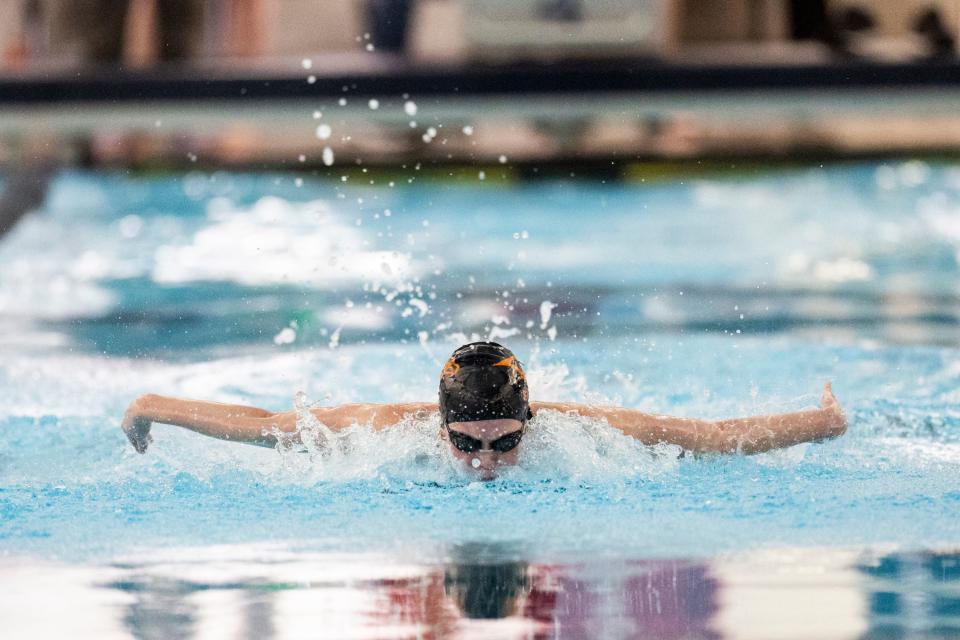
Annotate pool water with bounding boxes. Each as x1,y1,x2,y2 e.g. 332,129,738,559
2,162,959,638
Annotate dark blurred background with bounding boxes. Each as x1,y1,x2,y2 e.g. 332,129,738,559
0,0,959,172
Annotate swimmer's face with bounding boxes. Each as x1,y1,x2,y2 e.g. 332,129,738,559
444,418,524,480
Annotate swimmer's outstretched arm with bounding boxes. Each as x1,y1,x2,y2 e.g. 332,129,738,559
120,395,436,453
531,382,847,455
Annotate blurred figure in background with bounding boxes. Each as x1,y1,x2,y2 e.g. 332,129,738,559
210,0,271,59
367,0,413,54
54,0,203,66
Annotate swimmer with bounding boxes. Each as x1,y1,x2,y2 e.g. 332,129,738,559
121,342,847,479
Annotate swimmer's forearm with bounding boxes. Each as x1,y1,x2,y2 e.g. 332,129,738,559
708,383,847,453
124,394,294,448
710,406,847,454
532,383,847,454
122,396,438,452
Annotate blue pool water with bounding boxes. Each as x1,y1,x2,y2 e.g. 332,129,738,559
2,162,959,637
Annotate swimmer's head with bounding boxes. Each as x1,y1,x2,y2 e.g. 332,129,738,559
439,342,531,479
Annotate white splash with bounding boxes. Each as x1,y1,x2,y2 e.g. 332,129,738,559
268,395,451,483
151,197,417,287
328,325,342,349
265,395,682,484
518,409,681,482
408,298,429,317
539,300,557,329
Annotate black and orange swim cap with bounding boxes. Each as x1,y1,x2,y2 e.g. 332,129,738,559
439,342,532,425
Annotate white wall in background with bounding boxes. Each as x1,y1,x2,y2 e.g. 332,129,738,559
264,0,363,56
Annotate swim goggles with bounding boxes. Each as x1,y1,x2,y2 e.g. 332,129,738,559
445,424,525,453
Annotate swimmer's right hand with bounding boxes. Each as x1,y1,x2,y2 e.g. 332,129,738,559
820,382,848,438
122,396,154,453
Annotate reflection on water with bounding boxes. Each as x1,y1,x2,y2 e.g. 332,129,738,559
4,545,959,639
110,548,721,639
859,551,960,640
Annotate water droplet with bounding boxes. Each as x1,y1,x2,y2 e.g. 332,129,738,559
313,110,322,119
368,98,379,110
307,75,316,84
404,100,418,116
499,155,508,164
462,125,474,135
322,146,335,166
540,300,557,329
301,58,313,70
273,326,297,345
471,458,481,469
338,97,347,106
316,124,332,140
